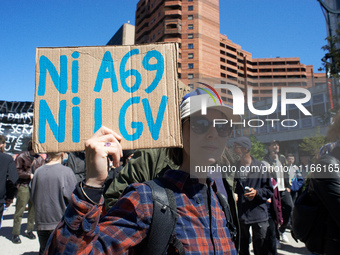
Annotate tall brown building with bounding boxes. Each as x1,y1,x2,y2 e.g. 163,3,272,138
135,0,325,103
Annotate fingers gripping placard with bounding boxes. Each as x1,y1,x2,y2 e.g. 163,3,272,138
33,43,182,153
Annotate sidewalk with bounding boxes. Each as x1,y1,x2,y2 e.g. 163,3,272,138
0,201,39,255
249,228,310,255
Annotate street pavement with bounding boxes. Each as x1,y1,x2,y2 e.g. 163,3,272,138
1,200,310,255
0,201,39,255
249,229,310,255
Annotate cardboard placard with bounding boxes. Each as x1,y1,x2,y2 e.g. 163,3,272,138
33,43,182,153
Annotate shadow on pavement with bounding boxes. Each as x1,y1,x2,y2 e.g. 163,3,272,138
2,211,27,221
279,242,309,255
0,226,13,241
0,223,28,241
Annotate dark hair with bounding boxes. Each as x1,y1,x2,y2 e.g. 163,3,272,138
0,135,5,145
46,152,63,163
286,153,295,158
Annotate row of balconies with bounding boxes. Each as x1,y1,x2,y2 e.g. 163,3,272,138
136,0,181,26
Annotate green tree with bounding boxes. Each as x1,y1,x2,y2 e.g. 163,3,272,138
319,23,340,122
249,135,266,160
320,25,340,78
299,127,327,159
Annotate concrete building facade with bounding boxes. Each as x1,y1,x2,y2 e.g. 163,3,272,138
134,0,325,104
107,23,135,46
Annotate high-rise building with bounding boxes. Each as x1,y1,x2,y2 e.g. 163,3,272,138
107,23,135,46
134,0,326,103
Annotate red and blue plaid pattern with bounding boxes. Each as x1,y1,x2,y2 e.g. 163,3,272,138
45,170,237,254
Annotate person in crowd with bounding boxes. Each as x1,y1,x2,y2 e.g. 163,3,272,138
65,151,86,182
263,140,292,244
30,152,77,255
104,101,241,250
265,177,283,255
45,89,239,254
318,110,340,158
0,135,18,226
307,154,340,254
12,141,44,244
233,137,273,255
286,153,303,202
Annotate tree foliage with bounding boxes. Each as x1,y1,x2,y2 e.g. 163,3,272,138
249,135,266,160
320,22,340,78
298,127,327,159
319,23,340,119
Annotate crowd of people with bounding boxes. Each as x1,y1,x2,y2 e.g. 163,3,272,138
0,88,339,254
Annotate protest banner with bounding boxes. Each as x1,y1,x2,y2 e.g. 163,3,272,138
33,43,182,153
0,101,34,154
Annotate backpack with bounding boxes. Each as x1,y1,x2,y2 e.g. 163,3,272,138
140,178,237,255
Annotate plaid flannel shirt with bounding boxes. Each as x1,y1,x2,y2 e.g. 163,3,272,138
45,170,237,255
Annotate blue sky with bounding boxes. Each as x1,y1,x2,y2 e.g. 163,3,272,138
0,0,327,102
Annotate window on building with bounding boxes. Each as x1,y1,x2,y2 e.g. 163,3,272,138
178,73,181,79
188,43,194,49
221,96,227,102
188,33,193,39
188,15,193,20
188,0,193,2
221,89,226,94
188,53,194,59
178,63,182,68
188,5,193,11
188,24,193,30
188,63,194,69
188,73,194,79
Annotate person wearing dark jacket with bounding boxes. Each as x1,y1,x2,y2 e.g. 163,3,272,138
262,140,292,243
45,89,239,254
233,137,273,255
66,151,86,182
308,151,340,255
0,135,18,224
12,141,45,244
